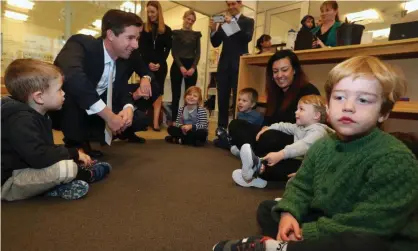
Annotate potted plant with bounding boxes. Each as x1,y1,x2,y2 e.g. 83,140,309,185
336,18,365,46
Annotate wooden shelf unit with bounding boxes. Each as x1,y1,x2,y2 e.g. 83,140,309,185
238,38,418,120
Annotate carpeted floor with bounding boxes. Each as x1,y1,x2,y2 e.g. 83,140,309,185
1,139,285,251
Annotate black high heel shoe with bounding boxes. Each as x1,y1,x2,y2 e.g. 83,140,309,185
152,127,161,132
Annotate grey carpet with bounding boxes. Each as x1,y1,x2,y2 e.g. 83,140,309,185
1,140,284,251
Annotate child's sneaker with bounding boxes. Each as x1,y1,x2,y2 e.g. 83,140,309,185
240,144,264,180
165,135,180,144
213,236,272,251
215,127,228,138
46,180,89,200
87,161,112,182
232,169,267,188
214,127,231,150
230,145,240,158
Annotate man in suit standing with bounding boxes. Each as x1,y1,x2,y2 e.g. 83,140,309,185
209,1,254,130
54,9,158,157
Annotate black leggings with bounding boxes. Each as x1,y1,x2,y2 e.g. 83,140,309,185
229,119,302,181
228,119,263,148
167,126,207,146
257,200,390,251
170,58,198,120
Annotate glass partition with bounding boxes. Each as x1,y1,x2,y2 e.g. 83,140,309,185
0,1,128,76
1,1,67,75
1,1,211,100
269,8,301,44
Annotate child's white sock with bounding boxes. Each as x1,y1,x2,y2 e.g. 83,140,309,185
265,239,288,251
230,145,240,158
240,144,256,180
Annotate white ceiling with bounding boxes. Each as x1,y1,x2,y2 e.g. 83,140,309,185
2,1,417,35
257,1,300,13
1,1,179,36
172,0,227,16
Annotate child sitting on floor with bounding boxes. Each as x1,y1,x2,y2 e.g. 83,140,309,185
233,94,332,188
215,88,264,151
213,56,418,251
1,59,112,201
165,86,208,146
236,88,264,126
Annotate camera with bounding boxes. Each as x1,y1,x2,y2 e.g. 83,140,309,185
212,15,225,23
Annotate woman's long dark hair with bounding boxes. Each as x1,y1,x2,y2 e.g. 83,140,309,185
256,34,271,54
265,50,309,116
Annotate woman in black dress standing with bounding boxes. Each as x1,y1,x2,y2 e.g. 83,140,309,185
170,9,202,124
140,1,172,131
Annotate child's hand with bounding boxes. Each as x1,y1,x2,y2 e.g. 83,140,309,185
288,172,296,178
256,126,269,141
263,150,284,166
181,124,193,134
278,212,302,242
78,150,93,167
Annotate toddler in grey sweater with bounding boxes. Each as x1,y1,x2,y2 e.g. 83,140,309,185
267,121,333,160
233,95,333,188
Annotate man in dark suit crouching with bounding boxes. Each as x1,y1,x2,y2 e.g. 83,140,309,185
53,9,158,157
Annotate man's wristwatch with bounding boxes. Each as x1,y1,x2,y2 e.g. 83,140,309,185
142,75,152,82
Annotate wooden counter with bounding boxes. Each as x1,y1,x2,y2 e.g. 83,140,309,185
238,38,418,120
241,37,418,66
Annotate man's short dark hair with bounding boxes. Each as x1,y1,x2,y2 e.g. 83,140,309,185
101,9,143,38
239,88,259,104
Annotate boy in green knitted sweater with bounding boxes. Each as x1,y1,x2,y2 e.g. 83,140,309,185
213,56,418,251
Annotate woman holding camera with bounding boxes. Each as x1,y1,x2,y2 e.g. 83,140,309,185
170,10,202,123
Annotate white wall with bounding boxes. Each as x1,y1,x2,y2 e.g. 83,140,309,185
254,1,308,53
254,12,266,53
269,15,294,42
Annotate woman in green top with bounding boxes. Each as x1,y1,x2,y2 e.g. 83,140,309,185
311,1,341,48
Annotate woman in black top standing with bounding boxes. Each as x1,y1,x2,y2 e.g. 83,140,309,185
170,10,202,124
140,1,172,131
